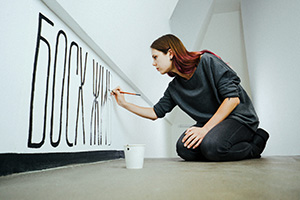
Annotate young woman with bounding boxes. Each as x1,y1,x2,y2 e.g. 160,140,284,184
111,34,269,161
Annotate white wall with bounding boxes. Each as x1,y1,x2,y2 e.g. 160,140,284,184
241,0,300,155
0,0,178,158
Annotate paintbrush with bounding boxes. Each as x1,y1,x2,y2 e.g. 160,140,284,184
109,90,141,96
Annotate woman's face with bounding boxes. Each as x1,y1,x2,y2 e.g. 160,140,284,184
151,49,173,75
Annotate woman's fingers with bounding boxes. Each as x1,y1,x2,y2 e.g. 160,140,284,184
192,138,203,149
111,86,121,95
182,127,196,140
183,132,197,147
185,134,199,148
182,127,204,149
182,127,194,142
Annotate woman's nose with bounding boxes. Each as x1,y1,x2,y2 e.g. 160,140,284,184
152,61,157,66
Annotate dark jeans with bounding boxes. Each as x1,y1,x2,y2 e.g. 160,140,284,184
176,118,261,161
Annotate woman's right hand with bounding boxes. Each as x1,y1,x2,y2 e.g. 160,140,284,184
111,86,127,107
111,86,158,120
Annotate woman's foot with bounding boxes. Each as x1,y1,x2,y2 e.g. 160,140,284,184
251,128,269,158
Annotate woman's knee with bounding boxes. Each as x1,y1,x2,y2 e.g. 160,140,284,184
176,135,186,158
200,138,228,161
176,134,197,161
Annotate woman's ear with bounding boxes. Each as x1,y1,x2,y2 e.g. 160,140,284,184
168,48,174,60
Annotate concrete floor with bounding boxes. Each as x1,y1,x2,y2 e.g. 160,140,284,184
0,156,300,200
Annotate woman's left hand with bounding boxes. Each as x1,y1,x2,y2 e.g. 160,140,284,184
182,127,208,149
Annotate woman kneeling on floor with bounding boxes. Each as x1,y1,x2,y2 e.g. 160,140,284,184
111,34,269,162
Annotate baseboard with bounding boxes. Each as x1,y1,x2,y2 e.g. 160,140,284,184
0,150,124,176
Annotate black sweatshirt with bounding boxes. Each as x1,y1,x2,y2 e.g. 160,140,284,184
153,53,259,132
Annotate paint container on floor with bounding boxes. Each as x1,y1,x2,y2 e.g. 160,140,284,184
124,144,145,169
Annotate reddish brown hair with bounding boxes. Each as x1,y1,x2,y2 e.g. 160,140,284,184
150,34,220,77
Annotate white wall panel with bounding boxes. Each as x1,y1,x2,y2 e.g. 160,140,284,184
0,0,174,157
241,0,300,155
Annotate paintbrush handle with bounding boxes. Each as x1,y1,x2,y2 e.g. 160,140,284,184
120,91,141,96
109,90,141,96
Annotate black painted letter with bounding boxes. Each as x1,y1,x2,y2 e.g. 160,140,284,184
28,13,54,148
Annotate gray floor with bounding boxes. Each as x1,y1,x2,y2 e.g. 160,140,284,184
0,156,300,200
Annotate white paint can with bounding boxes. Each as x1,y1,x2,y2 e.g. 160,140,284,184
124,144,145,169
